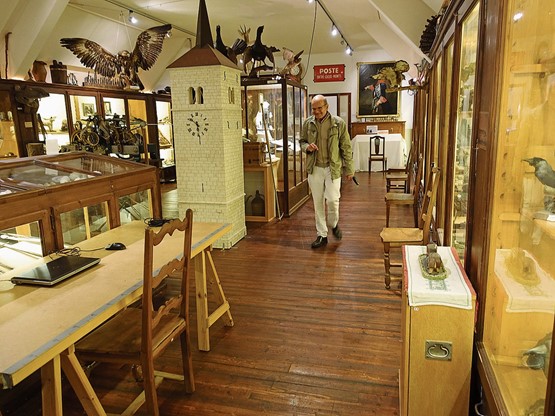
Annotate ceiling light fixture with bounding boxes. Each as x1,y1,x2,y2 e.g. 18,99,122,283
128,10,137,24
312,0,353,55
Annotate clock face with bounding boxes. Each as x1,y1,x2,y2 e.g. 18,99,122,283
186,112,209,144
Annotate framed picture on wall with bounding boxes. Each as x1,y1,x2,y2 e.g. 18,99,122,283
357,61,399,118
82,103,95,117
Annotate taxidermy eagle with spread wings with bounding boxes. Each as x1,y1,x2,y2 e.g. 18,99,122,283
60,24,172,90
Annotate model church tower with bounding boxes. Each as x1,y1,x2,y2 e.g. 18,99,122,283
167,0,246,248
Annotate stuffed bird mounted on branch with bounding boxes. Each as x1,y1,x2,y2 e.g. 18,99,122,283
372,60,411,92
60,24,172,90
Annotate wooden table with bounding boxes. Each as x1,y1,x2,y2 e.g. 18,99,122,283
351,133,407,172
0,220,232,415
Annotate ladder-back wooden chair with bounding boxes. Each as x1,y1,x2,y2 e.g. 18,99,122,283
386,142,415,193
379,167,440,289
368,135,387,175
384,154,424,227
76,209,195,416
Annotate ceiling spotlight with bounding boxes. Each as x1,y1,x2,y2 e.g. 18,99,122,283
331,25,338,36
128,10,138,24
307,0,314,3
345,45,352,55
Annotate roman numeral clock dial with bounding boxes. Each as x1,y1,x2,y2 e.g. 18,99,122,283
186,112,209,144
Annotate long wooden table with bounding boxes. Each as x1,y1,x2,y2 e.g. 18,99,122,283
0,221,232,415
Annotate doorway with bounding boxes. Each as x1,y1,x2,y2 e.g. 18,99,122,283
309,93,351,135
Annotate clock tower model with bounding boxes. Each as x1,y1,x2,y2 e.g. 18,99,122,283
167,0,246,248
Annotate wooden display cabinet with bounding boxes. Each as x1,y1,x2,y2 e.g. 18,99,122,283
244,159,279,222
400,245,475,416
351,120,406,137
0,79,174,183
0,152,161,275
241,75,310,218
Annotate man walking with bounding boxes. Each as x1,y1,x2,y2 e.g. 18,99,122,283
301,95,355,249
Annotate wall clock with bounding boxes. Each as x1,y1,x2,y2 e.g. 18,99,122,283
186,112,209,144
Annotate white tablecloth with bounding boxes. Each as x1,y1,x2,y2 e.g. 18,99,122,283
351,133,407,172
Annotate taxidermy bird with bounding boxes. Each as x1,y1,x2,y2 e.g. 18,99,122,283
523,332,552,377
372,60,410,88
243,25,280,76
215,25,247,65
279,47,303,78
523,157,555,189
60,24,172,90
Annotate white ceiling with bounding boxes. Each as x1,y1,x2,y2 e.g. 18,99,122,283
0,0,446,90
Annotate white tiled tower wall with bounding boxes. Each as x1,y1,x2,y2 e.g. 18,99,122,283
170,65,246,248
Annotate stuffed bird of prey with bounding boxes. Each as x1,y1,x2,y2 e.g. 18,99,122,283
60,24,172,90
372,60,410,88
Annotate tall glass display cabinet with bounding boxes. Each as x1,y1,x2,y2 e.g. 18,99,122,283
241,75,310,217
476,1,555,414
450,3,480,262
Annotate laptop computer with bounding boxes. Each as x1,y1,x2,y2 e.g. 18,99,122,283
11,256,101,287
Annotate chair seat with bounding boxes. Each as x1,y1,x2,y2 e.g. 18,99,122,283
385,171,408,180
77,308,186,362
380,227,423,244
385,192,413,203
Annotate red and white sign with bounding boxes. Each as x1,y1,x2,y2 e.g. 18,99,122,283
313,64,345,82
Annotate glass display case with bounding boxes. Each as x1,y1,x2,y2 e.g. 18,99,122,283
37,92,71,154
0,91,19,158
478,0,555,414
241,75,309,217
0,152,161,274
450,3,480,261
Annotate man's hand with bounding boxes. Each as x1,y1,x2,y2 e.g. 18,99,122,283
306,143,319,152
346,174,354,181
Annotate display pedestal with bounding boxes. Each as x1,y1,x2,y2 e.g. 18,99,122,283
244,159,279,222
400,245,476,416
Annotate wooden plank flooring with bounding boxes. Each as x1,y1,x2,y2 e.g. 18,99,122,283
7,172,415,415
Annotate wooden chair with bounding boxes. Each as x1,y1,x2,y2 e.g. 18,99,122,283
76,209,195,416
386,143,415,193
368,135,387,175
384,154,423,227
379,167,440,289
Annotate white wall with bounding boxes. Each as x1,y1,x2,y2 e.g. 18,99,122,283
300,50,414,138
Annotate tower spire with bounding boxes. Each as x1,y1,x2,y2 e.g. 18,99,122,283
196,0,213,48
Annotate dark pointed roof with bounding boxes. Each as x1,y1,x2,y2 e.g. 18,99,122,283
167,0,238,69
196,0,212,48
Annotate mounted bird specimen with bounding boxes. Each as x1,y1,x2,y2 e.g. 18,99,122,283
215,25,247,65
524,157,555,213
60,24,172,90
243,25,280,77
279,48,304,81
372,60,410,89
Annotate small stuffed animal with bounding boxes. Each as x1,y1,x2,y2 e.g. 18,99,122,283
426,243,444,274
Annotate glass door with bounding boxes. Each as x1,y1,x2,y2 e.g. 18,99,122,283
450,3,480,260
480,0,555,414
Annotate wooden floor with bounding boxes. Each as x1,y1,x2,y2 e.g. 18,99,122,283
7,172,415,415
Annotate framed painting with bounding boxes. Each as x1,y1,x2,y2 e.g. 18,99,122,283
357,61,399,118
82,103,95,117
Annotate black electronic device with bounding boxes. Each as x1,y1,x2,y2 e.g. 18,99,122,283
105,242,126,250
10,256,100,286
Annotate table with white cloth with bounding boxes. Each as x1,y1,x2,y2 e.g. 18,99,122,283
351,133,407,172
